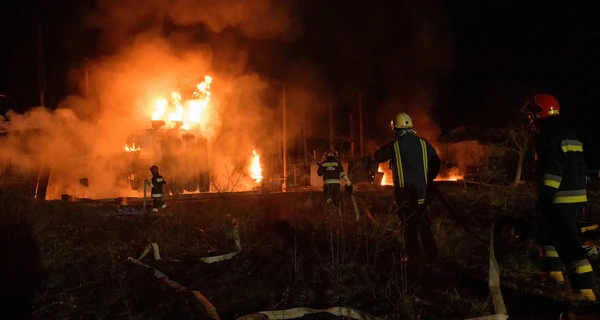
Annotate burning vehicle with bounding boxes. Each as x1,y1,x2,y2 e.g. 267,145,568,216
121,76,213,195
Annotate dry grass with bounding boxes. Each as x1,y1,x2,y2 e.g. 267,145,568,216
3,178,585,320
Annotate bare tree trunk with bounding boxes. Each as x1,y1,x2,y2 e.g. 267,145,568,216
513,144,528,186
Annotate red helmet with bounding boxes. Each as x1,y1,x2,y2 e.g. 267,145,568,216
149,165,159,173
521,94,560,122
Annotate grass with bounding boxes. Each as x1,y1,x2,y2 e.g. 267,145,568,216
1,179,598,319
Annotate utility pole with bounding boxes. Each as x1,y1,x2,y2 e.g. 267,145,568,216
358,92,364,156
329,98,334,152
303,116,308,165
282,83,288,192
350,114,355,158
84,58,90,96
37,24,46,107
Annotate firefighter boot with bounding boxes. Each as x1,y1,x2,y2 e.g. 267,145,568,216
559,289,596,302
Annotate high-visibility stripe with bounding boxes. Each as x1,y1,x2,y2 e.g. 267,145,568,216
322,162,338,167
548,110,559,115
339,172,347,178
420,139,428,185
156,178,164,182
571,259,593,274
542,174,562,189
152,193,163,198
561,139,583,153
581,224,599,233
324,179,340,184
393,141,404,187
554,189,587,204
539,245,559,258
418,199,425,205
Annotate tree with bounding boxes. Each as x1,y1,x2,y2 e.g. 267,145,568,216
501,121,533,186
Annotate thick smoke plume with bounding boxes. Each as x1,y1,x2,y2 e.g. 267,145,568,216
0,0,312,198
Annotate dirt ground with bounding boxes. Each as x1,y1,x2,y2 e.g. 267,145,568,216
2,183,600,320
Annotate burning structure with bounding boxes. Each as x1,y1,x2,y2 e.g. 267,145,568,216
120,76,212,194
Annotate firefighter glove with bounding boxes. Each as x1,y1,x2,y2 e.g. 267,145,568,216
345,185,353,194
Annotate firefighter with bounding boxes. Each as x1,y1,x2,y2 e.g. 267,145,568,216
317,151,352,207
145,165,168,213
373,112,441,272
521,93,596,301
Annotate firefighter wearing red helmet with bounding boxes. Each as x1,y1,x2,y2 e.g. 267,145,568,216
317,150,352,207
146,165,168,213
373,112,441,274
521,94,595,301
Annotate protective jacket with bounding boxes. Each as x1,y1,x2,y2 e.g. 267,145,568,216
151,174,166,198
374,131,440,205
534,116,587,211
317,157,348,185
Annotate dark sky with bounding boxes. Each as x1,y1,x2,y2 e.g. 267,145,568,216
1,0,599,143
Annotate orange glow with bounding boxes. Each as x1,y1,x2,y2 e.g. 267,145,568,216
249,149,263,184
150,75,212,129
378,163,393,186
434,167,464,181
125,143,140,152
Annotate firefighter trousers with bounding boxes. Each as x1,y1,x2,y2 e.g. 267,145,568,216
397,205,438,264
152,196,167,212
323,184,340,206
537,205,595,290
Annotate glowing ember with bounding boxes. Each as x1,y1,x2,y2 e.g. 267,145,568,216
150,75,213,129
249,149,263,184
125,143,140,152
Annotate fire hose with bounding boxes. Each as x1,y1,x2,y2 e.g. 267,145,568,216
429,184,488,243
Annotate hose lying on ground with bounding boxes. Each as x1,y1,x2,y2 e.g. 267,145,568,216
127,257,219,320
235,306,383,320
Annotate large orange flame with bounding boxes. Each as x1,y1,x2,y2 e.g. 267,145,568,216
150,75,212,129
250,149,263,184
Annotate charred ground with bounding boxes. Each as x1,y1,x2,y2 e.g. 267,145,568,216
2,183,600,320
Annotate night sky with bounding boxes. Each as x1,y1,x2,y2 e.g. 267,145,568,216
1,1,600,154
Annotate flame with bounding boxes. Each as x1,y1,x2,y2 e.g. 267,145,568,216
434,167,464,181
150,75,213,129
125,143,141,152
152,99,167,120
378,163,394,186
249,149,263,184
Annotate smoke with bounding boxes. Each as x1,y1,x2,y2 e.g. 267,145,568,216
372,0,453,150
0,0,316,198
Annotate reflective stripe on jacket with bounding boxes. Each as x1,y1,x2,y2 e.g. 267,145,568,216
374,133,440,204
317,159,347,185
535,116,587,206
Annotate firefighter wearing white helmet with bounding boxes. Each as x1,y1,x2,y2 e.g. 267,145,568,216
374,112,440,274
317,150,352,207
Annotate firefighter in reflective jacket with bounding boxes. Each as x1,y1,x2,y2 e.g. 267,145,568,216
373,112,441,270
146,165,168,213
317,151,352,206
521,94,596,302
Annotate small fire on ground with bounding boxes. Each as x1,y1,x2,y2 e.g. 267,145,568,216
377,163,464,185
435,167,464,181
250,149,263,184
